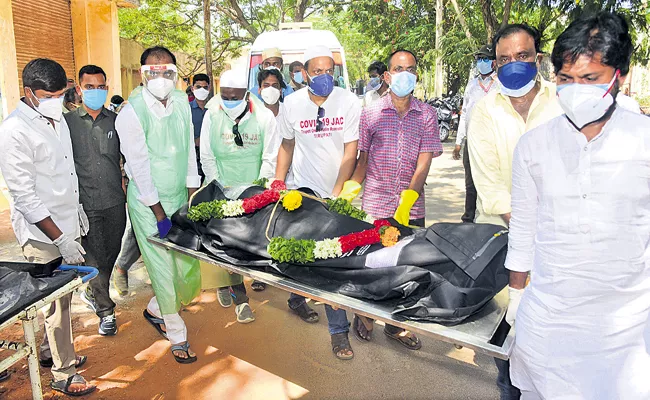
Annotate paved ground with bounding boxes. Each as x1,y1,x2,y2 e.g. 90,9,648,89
0,141,501,400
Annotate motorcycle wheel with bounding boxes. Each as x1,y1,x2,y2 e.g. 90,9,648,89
439,125,450,142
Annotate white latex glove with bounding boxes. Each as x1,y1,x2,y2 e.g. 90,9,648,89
53,234,86,264
505,286,524,326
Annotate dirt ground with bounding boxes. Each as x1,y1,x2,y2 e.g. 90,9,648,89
0,143,501,400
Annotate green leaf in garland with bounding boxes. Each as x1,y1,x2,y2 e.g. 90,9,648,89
252,177,269,187
268,237,316,264
326,198,368,221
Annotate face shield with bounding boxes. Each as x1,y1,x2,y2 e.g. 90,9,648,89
141,64,178,100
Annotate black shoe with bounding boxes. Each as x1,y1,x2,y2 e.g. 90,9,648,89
99,313,117,336
0,370,9,382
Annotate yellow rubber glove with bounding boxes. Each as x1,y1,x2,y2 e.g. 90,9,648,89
393,189,419,226
338,180,362,202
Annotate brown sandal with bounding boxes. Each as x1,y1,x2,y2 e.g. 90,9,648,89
331,332,354,360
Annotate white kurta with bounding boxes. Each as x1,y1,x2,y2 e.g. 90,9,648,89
505,107,650,399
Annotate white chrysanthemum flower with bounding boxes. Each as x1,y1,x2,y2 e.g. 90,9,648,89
221,200,245,217
364,214,375,224
314,238,343,259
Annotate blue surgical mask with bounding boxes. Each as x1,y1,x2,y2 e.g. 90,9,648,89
389,71,417,98
222,99,243,109
82,89,108,111
476,59,494,75
368,77,381,90
307,73,334,97
497,61,538,97
293,72,304,84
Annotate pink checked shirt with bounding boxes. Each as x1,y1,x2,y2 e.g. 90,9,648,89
359,94,442,219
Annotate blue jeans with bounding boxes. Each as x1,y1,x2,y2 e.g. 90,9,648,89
288,293,349,334
495,358,521,400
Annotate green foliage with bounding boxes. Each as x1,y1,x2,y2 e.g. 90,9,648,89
267,237,316,263
187,199,227,222
326,198,368,221
252,177,269,187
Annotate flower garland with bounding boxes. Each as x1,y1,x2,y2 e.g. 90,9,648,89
187,180,288,222
267,219,401,263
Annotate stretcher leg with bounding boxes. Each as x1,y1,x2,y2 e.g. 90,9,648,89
23,307,43,400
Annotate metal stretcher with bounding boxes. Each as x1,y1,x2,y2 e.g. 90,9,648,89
149,236,514,360
0,266,98,400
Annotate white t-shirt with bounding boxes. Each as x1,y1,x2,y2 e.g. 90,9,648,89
278,87,361,197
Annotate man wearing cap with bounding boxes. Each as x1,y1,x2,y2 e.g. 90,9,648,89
252,48,294,100
116,46,202,364
200,68,280,323
452,44,499,223
276,45,361,360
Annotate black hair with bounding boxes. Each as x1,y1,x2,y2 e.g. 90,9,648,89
367,60,388,75
110,95,124,105
257,69,287,89
289,61,304,73
63,87,79,104
551,12,632,76
387,50,418,70
22,58,67,92
492,23,542,54
193,73,210,85
78,65,106,82
140,46,177,66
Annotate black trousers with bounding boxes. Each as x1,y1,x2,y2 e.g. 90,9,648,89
82,203,127,317
461,142,477,223
231,282,249,306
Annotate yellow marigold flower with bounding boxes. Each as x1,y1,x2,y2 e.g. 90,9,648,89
380,226,400,247
282,190,303,211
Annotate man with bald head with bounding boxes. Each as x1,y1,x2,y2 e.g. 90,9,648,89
276,45,361,360
465,24,563,399
200,69,279,323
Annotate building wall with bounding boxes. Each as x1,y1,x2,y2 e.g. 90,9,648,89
0,0,133,118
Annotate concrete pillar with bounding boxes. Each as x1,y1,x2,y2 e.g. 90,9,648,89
70,0,123,100
0,1,20,118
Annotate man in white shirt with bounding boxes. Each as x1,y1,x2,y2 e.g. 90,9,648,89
200,68,279,318
362,60,389,107
0,58,95,396
506,12,650,400
276,45,361,360
116,46,201,364
452,45,499,223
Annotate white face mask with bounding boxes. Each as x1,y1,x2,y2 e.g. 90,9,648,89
146,78,176,100
557,72,618,130
28,88,64,121
260,87,281,105
221,96,248,121
500,79,536,98
193,87,209,101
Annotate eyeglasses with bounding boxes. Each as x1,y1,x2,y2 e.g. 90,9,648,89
232,124,244,147
316,107,325,132
476,57,491,62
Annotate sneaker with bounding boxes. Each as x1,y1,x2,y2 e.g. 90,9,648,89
80,289,97,313
112,266,129,296
99,313,117,336
217,287,233,308
235,303,255,324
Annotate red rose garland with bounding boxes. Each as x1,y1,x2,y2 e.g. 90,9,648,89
338,219,390,253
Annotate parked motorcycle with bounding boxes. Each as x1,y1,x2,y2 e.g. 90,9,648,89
427,93,461,142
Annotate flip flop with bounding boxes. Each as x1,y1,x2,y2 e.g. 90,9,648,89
40,355,87,369
0,370,9,382
384,328,422,350
352,315,374,342
50,374,96,397
171,342,197,364
288,301,319,323
143,309,168,340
